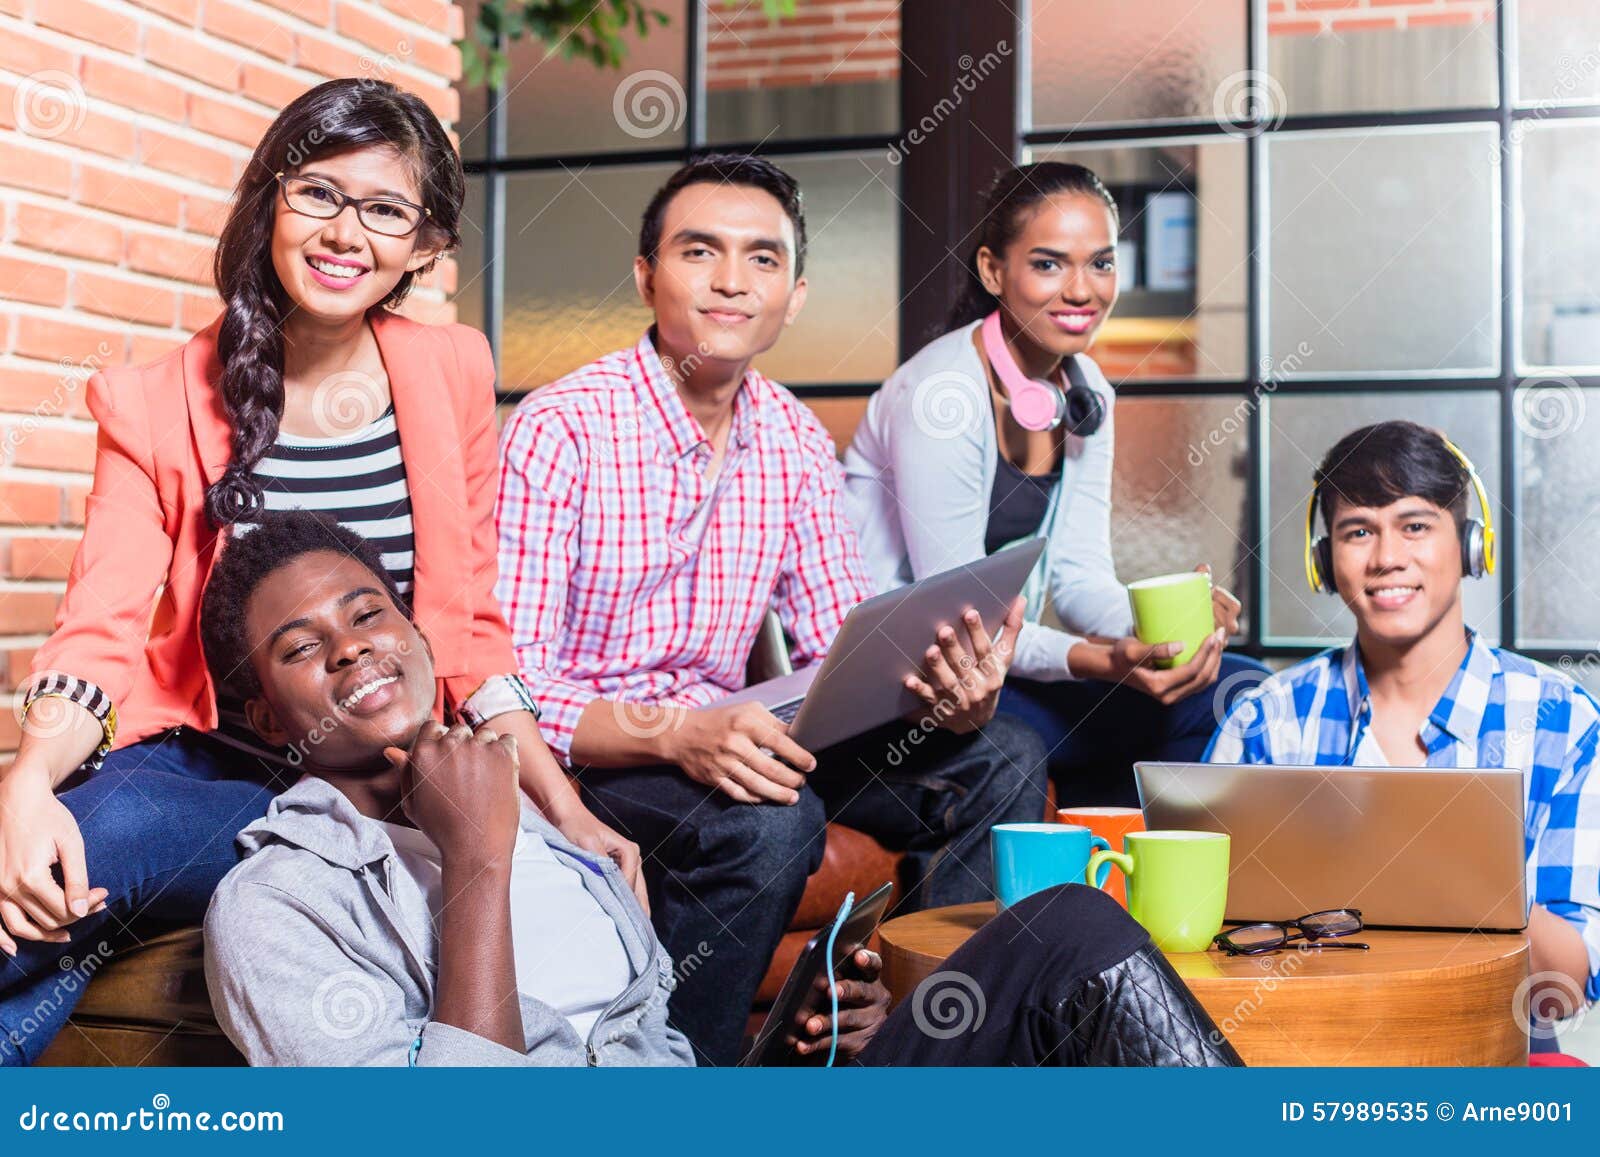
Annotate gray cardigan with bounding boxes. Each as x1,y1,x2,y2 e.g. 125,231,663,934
841,322,1133,682
203,775,695,1068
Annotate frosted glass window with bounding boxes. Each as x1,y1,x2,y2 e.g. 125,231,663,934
1518,120,1600,371
1517,385,1600,648
1517,0,1600,107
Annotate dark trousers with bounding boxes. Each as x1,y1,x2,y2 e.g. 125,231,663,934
576,714,1048,1066
998,652,1271,806
859,883,1242,1066
0,730,284,1066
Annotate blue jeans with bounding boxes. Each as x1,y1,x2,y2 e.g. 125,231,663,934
997,652,1271,807
0,729,286,1065
577,714,1049,1066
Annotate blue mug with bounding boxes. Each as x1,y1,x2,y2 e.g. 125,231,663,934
991,823,1112,911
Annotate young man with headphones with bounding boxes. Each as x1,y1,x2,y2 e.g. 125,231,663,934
1207,420,1599,1033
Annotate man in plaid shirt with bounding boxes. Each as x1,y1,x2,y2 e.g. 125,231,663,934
1208,421,1599,1042
495,155,1048,1064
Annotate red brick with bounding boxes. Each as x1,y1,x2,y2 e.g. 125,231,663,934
259,0,333,24
1407,9,1484,26
78,164,184,228
0,256,69,309
241,61,317,111
337,1,460,79
129,0,201,19
141,127,239,188
182,194,233,238
82,56,188,123
128,334,184,365
0,139,73,198
15,98,138,164
0,591,63,634
0,26,78,77
8,425,97,473
294,33,367,79
0,481,64,526
0,0,24,16
187,94,274,149
401,76,459,123
204,0,297,63
12,315,123,366
34,0,140,53
74,270,179,328
146,24,242,89
12,203,124,265
381,0,456,37
1329,15,1406,30
64,484,89,526
126,230,215,285
0,367,89,419
181,291,224,332
5,646,41,693
4,537,76,581
1269,18,1327,35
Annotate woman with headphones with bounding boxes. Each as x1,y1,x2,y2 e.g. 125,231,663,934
842,162,1267,804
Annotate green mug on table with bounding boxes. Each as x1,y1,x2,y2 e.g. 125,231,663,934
1127,570,1215,668
1085,831,1230,953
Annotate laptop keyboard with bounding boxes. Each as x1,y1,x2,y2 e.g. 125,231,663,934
772,698,804,724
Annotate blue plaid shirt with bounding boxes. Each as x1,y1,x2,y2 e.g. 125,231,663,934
1206,631,1600,1001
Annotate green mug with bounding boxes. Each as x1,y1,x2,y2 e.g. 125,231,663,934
1127,571,1214,668
1085,831,1230,953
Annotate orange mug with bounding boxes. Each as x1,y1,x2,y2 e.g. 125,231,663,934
1056,806,1144,907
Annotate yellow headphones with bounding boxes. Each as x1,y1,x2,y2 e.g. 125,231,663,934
1304,435,1496,595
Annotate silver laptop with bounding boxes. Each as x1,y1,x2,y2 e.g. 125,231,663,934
717,539,1046,752
1136,761,1528,931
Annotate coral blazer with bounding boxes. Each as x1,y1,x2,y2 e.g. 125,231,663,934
31,309,519,750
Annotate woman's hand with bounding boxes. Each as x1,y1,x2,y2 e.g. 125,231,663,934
1071,628,1226,707
792,948,890,1062
0,764,108,955
904,597,1025,734
544,798,651,917
1197,563,1242,636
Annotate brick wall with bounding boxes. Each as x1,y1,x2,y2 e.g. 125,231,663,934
1268,0,1495,35
705,0,898,91
0,0,468,756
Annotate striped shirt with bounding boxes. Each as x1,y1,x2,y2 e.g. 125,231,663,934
1205,631,1600,1002
244,403,415,595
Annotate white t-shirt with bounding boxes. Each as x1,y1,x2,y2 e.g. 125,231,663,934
379,820,634,1042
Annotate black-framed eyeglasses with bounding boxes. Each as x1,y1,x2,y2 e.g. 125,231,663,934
1212,909,1369,956
274,172,430,238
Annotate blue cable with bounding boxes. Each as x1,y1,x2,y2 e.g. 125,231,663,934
822,890,854,1068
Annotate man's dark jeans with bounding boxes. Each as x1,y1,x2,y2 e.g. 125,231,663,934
576,714,1048,1066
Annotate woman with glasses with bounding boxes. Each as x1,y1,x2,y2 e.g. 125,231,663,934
0,79,644,1065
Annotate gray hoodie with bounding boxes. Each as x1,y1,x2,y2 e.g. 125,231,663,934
203,775,696,1067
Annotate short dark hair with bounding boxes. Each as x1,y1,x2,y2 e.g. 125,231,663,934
638,153,807,278
1315,420,1471,532
200,510,408,700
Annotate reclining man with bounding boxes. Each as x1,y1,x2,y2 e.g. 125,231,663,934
494,154,1050,1063
1208,420,1600,1036
200,510,1241,1068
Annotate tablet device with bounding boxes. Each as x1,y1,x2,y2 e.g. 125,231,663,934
737,881,895,1067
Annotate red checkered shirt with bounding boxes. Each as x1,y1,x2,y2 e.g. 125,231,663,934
495,330,874,761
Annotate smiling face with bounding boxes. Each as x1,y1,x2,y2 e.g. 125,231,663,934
270,145,440,324
634,180,807,374
240,551,436,769
977,192,1119,360
1329,496,1465,650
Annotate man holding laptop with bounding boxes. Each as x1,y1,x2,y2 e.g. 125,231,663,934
495,154,1048,1065
1206,420,1599,1027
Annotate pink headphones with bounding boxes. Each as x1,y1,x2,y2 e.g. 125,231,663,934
979,310,1106,436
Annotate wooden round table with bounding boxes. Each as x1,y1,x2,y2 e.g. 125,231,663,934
878,902,1530,1066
